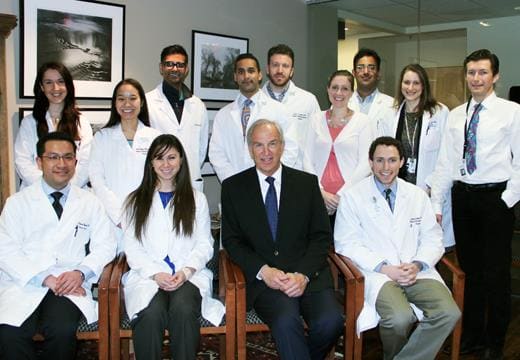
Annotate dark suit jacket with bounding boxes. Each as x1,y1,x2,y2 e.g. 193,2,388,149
221,165,333,306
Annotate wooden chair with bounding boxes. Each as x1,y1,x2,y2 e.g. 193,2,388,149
231,250,358,360
32,260,114,360
108,250,237,360
340,255,465,360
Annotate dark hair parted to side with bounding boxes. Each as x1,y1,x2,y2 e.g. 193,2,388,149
395,63,440,116
104,78,150,128
125,134,195,242
160,44,189,63
36,131,77,157
353,48,382,71
463,49,499,76
234,53,261,72
267,44,294,66
33,62,81,140
327,69,355,89
369,136,404,160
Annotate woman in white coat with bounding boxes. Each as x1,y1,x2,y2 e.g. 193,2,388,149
303,69,373,223
122,134,224,359
380,64,454,248
89,79,160,251
15,62,92,189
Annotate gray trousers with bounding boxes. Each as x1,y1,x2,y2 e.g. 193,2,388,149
375,279,461,360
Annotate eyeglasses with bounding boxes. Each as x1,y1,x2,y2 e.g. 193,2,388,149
42,79,66,87
41,153,76,162
355,64,378,72
162,61,187,69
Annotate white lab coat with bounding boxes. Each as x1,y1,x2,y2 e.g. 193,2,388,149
122,190,225,326
262,80,321,169
89,121,161,251
379,103,454,247
15,112,93,189
147,83,208,192
303,111,374,195
209,91,298,182
348,90,394,134
334,176,445,334
0,181,116,326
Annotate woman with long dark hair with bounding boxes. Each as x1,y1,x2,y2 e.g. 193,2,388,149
15,62,92,188
122,134,224,359
381,63,454,248
89,79,160,250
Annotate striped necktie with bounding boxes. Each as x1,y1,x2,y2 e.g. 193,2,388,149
51,191,63,219
241,99,253,139
465,103,483,174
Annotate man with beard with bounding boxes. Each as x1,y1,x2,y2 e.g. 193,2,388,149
349,48,393,133
209,53,298,182
147,44,208,191
262,44,320,169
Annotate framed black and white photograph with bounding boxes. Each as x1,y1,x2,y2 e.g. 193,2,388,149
19,107,111,134
20,0,125,99
192,30,248,102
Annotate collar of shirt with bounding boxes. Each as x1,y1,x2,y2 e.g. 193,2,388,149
356,88,379,105
239,91,261,108
373,176,397,201
266,81,290,102
469,91,497,114
256,165,282,207
41,179,71,206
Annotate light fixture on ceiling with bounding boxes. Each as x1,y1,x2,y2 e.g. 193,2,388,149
304,0,338,4
479,21,491,27
514,6,520,11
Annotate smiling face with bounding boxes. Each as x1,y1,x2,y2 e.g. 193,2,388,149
249,123,284,177
160,53,189,89
37,140,76,190
115,83,142,122
40,69,67,106
369,144,404,187
353,55,379,93
234,58,262,98
267,54,294,89
401,70,423,107
152,146,182,190
327,75,353,108
465,59,499,102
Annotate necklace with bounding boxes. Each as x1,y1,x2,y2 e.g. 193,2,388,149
326,109,353,128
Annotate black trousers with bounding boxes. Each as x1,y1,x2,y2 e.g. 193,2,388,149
253,287,344,360
0,290,81,360
131,282,202,360
452,182,513,349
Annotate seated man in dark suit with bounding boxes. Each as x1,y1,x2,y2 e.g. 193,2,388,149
222,119,343,359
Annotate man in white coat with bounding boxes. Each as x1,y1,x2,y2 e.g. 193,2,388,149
0,132,116,359
262,44,320,169
334,136,460,360
209,53,298,182
147,44,208,191
349,48,394,133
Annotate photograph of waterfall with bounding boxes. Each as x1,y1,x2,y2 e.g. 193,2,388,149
21,0,125,99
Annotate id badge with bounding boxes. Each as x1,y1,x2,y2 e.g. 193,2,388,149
406,157,417,174
459,159,467,176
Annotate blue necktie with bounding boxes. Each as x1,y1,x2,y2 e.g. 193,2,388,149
51,191,63,219
265,176,278,241
384,188,393,212
465,103,483,174
241,99,253,139
164,255,176,274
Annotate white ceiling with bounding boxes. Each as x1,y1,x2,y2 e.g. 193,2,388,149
313,0,520,34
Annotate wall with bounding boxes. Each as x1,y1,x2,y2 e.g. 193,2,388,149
1,0,310,213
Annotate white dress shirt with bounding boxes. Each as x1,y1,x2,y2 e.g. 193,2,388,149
431,92,520,213
256,166,282,207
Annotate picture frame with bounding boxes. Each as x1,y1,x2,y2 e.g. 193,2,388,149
19,107,111,134
20,0,125,99
191,30,249,102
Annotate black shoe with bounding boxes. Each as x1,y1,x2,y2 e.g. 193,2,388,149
480,347,504,360
443,339,485,355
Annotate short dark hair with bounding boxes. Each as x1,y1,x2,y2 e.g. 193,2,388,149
267,44,294,67
353,48,381,71
463,49,499,76
160,44,188,63
36,131,77,157
369,136,404,160
234,53,260,72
